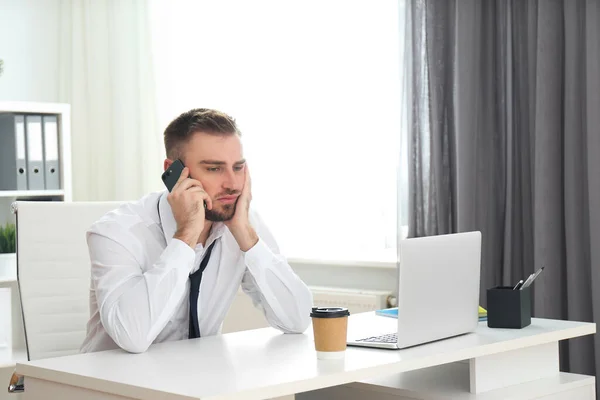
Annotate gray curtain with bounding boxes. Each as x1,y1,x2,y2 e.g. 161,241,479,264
407,0,600,388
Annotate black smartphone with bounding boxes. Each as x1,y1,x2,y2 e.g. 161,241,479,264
161,159,185,192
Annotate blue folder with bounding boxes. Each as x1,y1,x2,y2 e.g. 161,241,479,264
375,307,488,321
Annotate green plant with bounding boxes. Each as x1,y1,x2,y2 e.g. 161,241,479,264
0,223,16,254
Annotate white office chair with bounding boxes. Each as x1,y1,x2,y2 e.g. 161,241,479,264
7,200,123,393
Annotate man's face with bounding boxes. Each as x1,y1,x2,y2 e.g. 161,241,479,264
165,131,246,221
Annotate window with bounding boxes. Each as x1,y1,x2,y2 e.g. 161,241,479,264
150,0,407,263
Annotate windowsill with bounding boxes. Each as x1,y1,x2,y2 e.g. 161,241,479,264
287,246,397,269
288,256,396,269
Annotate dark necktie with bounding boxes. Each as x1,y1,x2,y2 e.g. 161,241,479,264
188,241,217,339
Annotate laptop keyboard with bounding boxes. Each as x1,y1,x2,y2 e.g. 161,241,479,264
355,333,398,343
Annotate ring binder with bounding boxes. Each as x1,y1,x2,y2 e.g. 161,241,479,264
0,114,28,190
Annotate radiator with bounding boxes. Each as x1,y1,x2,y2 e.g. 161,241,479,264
309,286,393,315
222,286,394,334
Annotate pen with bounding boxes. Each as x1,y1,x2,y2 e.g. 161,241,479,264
520,266,545,289
521,270,537,289
521,273,534,288
512,280,523,290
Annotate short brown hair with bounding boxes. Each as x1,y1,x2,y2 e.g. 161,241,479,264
163,108,240,159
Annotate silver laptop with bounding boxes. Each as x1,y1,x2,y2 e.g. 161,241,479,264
347,231,481,349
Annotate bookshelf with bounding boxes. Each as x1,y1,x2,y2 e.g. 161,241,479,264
0,101,72,224
0,101,72,382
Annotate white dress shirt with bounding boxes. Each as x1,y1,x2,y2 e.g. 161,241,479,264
80,191,313,353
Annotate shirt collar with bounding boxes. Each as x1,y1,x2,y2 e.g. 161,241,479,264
157,191,227,248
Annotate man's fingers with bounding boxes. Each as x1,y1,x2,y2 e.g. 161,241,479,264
176,178,204,192
178,166,189,182
204,193,213,210
170,167,190,192
187,187,213,210
244,165,251,195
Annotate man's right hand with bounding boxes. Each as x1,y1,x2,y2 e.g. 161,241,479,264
167,167,213,248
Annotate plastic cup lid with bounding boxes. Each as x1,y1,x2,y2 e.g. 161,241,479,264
310,307,350,318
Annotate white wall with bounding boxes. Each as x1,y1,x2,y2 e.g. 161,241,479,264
0,0,397,296
292,262,397,294
0,0,61,102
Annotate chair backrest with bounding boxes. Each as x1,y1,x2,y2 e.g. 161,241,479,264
15,200,123,361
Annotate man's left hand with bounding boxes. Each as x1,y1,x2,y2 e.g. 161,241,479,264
225,165,258,251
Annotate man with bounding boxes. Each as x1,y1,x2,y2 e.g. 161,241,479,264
80,108,313,353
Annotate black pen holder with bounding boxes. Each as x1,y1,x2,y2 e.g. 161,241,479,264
486,286,532,329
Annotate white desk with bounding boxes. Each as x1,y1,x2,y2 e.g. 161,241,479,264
15,313,596,400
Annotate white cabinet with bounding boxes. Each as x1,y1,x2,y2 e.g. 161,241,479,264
0,102,72,398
